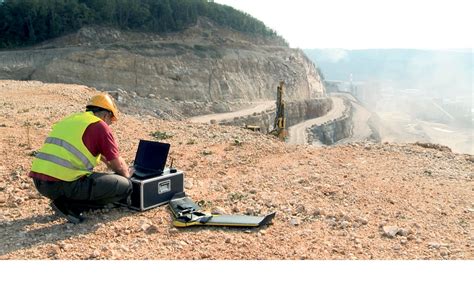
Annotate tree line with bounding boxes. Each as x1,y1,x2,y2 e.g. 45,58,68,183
0,0,281,48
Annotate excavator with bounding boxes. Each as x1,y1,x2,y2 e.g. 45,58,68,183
269,81,288,140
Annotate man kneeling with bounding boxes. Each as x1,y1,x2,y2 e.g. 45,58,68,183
29,93,132,224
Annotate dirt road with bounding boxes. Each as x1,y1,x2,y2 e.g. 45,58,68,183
188,101,275,123
287,95,346,144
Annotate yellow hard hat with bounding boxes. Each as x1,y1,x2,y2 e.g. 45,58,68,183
87,93,119,122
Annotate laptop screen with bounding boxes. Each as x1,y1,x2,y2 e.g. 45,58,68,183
133,140,170,178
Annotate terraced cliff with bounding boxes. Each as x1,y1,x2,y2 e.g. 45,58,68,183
0,19,325,119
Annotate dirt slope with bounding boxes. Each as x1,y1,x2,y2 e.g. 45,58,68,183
0,80,472,260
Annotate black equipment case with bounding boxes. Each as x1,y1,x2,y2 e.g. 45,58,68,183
126,169,184,211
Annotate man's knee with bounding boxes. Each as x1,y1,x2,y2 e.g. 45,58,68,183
91,173,132,199
114,175,132,197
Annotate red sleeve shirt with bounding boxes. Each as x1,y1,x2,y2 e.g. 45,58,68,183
29,120,120,181
82,120,120,161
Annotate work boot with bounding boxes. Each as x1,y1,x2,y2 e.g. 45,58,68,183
51,200,85,224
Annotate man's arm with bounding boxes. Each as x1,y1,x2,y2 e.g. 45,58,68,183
103,156,131,178
84,122,131,177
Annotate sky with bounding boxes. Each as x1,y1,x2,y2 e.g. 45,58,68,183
214,0,473,50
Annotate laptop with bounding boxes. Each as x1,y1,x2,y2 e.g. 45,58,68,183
132,140,171,179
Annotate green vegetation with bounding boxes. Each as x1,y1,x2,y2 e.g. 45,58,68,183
150,130,173,140
0,0,280,48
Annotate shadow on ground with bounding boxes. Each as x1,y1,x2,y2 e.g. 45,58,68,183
0,206,137,258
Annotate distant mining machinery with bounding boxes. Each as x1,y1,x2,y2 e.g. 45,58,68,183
270,81,288,140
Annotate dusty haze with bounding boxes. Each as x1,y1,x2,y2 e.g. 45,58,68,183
305,49,473,154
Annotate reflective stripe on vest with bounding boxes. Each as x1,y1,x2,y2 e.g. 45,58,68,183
30,112,102,181
44,137,94,171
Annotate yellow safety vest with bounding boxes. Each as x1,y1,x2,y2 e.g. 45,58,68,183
31,112,102,181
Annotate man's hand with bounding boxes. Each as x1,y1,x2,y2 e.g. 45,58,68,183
107,157,131,178
129,166,135,177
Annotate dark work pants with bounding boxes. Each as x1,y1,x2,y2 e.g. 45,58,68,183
33,173,132,212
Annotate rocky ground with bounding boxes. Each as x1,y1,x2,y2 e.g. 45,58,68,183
0,80,472,260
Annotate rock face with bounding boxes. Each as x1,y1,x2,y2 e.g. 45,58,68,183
0,20,325,118
309,98,354,145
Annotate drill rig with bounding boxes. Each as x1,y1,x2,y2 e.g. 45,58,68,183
270,81,288,140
